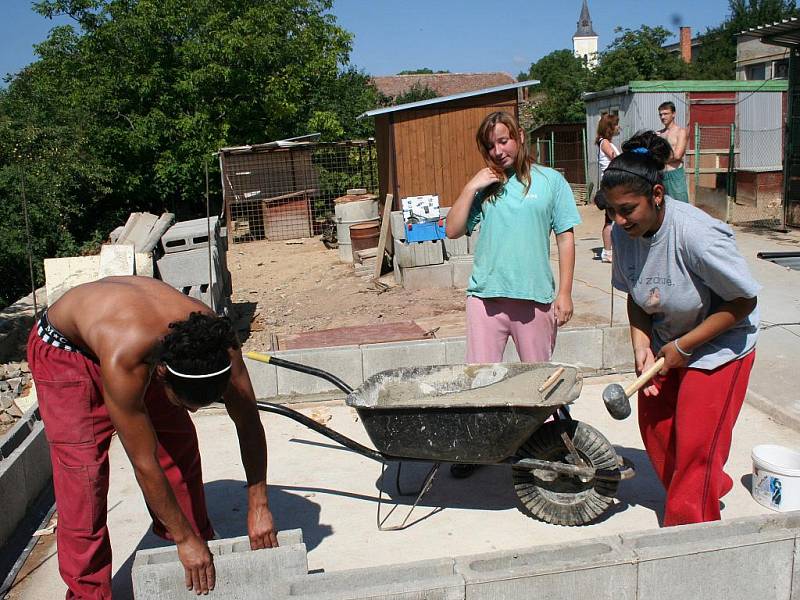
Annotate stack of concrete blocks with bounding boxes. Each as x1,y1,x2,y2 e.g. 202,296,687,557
390,207,478,290
352,247,378,280
44,212,173,305
156,216,232,315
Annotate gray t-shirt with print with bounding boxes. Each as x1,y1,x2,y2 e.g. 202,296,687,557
611,198,760,370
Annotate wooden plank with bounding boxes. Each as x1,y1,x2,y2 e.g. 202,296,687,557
373,193,394,280
277,320,427,350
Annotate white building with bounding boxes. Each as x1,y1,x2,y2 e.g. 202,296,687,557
573,0,598,68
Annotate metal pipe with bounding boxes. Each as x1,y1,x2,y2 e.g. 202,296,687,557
245,352,354,395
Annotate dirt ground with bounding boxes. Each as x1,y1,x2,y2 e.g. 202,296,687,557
228,238,468,353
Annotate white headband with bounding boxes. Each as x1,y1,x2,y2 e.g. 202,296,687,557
165,363,232,379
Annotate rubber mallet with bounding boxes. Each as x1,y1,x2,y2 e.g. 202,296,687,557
602,357,665,420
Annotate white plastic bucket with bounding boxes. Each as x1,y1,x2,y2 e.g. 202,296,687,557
751,444,800,512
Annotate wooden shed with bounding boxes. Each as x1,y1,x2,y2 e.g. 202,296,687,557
358,81,538,209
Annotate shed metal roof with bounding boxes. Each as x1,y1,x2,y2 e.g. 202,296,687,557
357,80,539,120
582,79,788,101
741,17,800,47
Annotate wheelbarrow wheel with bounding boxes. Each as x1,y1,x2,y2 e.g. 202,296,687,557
512,419,619,526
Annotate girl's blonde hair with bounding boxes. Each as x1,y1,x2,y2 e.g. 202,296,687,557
475,111,534,197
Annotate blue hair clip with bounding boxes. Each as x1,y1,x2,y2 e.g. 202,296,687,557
631,147,650,155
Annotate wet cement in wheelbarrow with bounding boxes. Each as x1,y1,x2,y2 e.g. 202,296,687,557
368,365,580,408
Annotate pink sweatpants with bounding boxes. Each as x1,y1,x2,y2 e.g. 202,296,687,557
465,296,557,363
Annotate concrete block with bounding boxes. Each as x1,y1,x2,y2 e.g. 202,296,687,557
135,252,155,277
157,245,226,289
455,537,636,600
244,356,278,399
133,536,307,600
402,263,453,291
451,257,474,289
288,557,464,599
117,212,159,251
603,325,633,370
551,327,604,370
467,226,480,254
274,346,362,396
362,339,447,379
0,417,51,549
443,235,469,258
0,434,29,547
141,213,176,253
444,337,467,364
392,257,403,285
98,243,135,277
394,240,444,268
44,255,100,306
185,280,226,314
622,522,796,600
161,217,221,254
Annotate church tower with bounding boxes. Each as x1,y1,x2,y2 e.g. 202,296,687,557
572,0,598,68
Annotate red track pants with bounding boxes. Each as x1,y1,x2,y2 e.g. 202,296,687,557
638,351,755,526
27,328,214,599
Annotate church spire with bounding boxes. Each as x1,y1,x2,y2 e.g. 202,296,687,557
574,0,597,38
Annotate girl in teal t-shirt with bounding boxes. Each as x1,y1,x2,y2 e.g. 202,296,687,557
445,111,581,365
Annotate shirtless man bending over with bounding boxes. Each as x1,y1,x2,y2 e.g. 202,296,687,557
657,101,690,202
28,276,276,598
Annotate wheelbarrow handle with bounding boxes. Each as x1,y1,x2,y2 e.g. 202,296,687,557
256,401,385,463
245,351,354,395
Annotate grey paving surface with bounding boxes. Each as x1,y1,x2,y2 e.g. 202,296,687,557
8,373,800,599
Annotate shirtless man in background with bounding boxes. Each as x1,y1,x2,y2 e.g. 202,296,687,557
657,101,690,203
28,276,277,598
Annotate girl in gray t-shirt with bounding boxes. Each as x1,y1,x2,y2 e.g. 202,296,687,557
600,131,759,527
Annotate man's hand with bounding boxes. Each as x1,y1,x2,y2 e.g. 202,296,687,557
554,292,573,327
248,502,278,550
177,535,215,595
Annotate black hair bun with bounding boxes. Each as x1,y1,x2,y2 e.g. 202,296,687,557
621,131,671,170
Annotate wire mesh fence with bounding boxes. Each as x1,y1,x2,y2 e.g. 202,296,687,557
220,140,378,244
690,124,785,229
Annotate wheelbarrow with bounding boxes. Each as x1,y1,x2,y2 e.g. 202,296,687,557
246,352,635,529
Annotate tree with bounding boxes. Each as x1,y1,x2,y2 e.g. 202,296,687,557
377,82,439,107
693,0,799,79
592,25,690,90
518,49,590,126
0,0,377,307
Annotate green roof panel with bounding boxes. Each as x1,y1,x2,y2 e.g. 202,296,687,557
627,80,788,92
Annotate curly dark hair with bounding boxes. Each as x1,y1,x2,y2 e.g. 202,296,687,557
153,312,240,407
600,130,673,200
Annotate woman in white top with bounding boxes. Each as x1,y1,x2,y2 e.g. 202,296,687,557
595,114,620,263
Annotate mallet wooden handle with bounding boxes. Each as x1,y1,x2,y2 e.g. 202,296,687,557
623,357,665,397
538,366,565,393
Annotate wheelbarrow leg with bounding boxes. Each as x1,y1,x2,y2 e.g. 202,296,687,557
377,462,441,531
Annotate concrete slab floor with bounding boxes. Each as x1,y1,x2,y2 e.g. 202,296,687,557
7,374,799,599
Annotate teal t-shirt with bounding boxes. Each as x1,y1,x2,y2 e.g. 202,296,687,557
466,166,581,303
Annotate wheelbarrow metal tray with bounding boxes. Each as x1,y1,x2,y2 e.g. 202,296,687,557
346,363,582,463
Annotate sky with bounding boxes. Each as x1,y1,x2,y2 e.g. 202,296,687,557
1,0,734,81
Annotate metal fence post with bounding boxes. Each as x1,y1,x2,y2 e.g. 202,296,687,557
694,122,700,197
582,127,589,187
726,123,736,223
550,132,555,168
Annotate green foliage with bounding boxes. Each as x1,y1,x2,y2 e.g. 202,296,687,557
693,0,799,79
518,50,590,127
0,0,378,307
378,82,439,107
592,25,690,90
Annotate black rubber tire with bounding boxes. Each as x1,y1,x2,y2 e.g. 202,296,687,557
512,419,620,526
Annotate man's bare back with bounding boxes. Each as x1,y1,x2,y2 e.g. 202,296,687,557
48,276,211,366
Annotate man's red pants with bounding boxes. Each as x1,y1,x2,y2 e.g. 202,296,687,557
28,328,214,599
638,351,755,526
